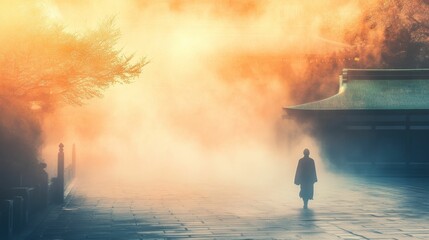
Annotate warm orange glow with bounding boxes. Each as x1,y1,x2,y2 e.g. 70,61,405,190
1,0,403,191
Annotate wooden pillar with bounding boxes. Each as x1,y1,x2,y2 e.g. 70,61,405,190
57,143,64,203
72,144,76,178
405,115,411,166
371,123,377,165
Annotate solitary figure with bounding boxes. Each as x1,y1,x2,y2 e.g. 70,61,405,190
294,148,317,209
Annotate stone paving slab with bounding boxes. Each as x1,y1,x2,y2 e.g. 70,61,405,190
24,175,429,240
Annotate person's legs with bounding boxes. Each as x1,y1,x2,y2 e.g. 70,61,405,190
303,198,308,209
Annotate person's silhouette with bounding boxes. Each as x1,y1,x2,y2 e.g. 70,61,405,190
294,148,318,209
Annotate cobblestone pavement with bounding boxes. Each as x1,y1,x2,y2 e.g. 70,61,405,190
26,174,429,240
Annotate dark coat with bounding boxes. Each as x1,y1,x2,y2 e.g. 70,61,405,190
294,157,317,199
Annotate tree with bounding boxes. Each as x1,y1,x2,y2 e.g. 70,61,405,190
344,0,429,68
291,0,429,103
0,2,146,187
0,7,146,111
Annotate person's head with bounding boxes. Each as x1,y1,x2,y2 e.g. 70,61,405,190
303,148,310,156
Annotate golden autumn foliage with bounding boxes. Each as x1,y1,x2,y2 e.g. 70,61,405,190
0,2,146,111
291,0,429,103
344,0,429,68
0,1,146,187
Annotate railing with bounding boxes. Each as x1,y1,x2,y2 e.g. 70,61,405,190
0,143,77,237
64,144,76,190
64,165,74,189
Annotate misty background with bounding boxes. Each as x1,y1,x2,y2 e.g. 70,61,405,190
1,0,428,192
42,0,349,187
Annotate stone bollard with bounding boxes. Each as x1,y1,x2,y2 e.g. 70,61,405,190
51,177,63,204
7,188,33,226
36,163,49,210
57,143,65,204
0,199,13,238
12,196,23,233
72,144,76,178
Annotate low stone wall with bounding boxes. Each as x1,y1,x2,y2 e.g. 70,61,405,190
0,143,76,238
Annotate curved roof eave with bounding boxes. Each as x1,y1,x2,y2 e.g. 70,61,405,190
285,78,429,112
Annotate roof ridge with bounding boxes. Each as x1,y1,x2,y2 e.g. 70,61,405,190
343,69,429,81
285,69,429,111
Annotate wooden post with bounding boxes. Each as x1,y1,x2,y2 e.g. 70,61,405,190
405,115,411,166
57,143,64,203
72,144,76,178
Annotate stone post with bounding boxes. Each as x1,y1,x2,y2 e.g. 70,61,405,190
72,144,76,178
0,200,13,237
57,143,64,203
38,163,49,209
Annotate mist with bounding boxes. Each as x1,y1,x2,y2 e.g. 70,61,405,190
37,0,368,191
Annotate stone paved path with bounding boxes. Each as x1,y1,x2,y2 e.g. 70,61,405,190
26,175,429,240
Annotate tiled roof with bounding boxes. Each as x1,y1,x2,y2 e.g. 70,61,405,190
286,69,429,111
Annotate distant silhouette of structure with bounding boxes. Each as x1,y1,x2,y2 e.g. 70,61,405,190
72,144,76,178
52,143,76,204
294,149,318,209
56,143,65,203
285,69,429,176
1,143,76,237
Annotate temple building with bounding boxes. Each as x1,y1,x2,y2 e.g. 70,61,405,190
284,69,429,175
